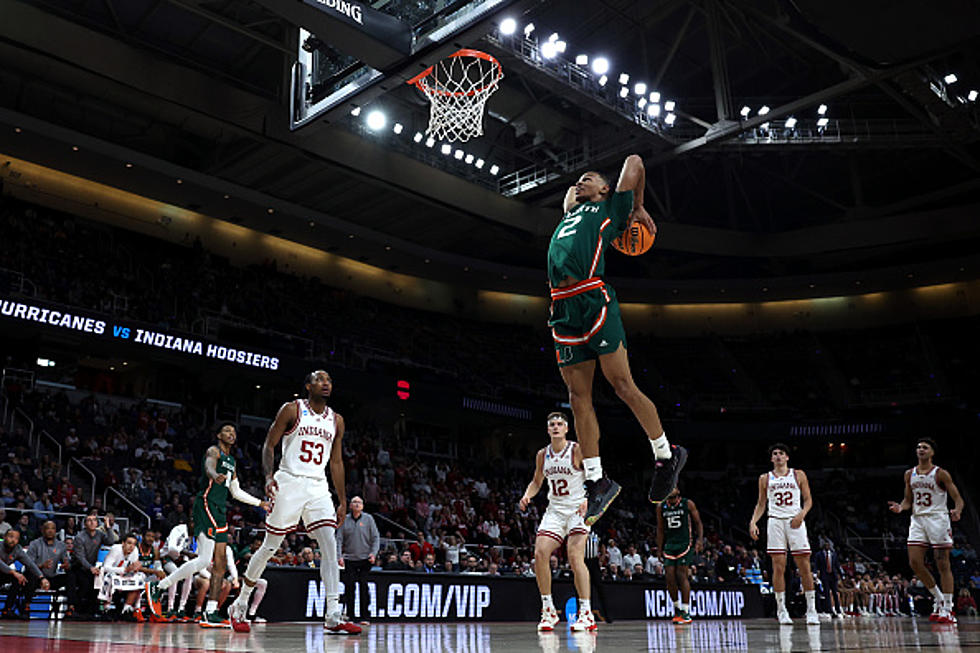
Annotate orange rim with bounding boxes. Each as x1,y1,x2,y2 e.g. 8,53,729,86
407,49,502,98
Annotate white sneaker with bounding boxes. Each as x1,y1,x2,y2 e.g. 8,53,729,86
537,606,559,631
251,616,267,623
229,600,250,633
570,609,597,632
806,611,820,625
778,610,793,625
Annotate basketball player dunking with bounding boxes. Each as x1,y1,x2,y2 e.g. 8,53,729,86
888,438,964,624
749,443,819,625
548,154,686,526
519,412,596,632
227,371,360,634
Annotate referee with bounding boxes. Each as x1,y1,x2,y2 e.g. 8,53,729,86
584,531,612,623
336,496,379,624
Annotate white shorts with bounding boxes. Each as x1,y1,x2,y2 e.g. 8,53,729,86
908,513,953,549
536,506,589,545
265,469,337,535
767,518,811,556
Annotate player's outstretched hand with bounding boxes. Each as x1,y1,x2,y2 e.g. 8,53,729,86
336,502,346,528
748,523,759,541
950,507,962,521
887,501,902,514
629,206,657,237
518,496,530,512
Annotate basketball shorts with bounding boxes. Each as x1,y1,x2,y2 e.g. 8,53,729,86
192,495,229,543
663,543,695,567
549,283,627,368
907,513,953,549
536,505,590,544
767,517,811,556
265,469,337,536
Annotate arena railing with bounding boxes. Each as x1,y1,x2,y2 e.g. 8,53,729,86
103,486,152,531
66,456,97,508
37,429,62,467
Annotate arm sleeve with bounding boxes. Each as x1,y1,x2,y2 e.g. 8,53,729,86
226,548,238,581
607,190,634,233
0,556,11,574
229,477,262,506
369,517,380,557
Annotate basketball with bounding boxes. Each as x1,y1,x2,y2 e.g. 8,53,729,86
611,220,655,256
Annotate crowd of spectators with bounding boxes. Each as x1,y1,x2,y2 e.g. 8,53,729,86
3,199,978,420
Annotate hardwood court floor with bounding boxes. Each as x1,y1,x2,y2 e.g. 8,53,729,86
1,616,977,652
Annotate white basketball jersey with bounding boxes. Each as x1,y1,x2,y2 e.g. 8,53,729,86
910,466,947,516
543,441,585,510
280,399,336,479
767,469,802,519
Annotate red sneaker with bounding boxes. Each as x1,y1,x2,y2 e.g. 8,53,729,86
325,621,362,635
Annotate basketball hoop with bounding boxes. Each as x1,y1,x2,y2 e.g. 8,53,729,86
407,49,503,143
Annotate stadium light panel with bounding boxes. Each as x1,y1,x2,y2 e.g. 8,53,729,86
393,123,403,134
758,105,770,116
413,132,424,143
523,23,535,37
944,73,958,84
784,117,797,129
665,113,676,125
634,82,647,96
740,106,751,118
441,144,452,154
366,110,386,130
618,73,630,85
592,58,609,75
817,104,828,115
490,164,500,175
968,90,978,101
575,54,588,66
619,86,629,98
499,18,517,35
598,75,608,86
664,100,675,111
541,41,557,59
475,158,485,169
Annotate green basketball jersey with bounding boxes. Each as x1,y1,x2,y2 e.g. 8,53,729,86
547,190,633,286
198,448,236,506
661,497,692,551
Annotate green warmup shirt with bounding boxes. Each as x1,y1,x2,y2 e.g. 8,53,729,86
547,190,634,286
662,498,693,557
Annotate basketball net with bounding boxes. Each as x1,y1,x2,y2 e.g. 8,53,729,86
408,49,503,143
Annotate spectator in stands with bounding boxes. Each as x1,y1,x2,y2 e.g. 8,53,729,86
408,531,434,562
645,549,664,576
623,545,642,572
98,513,120,542
0,529,43,618
299,548,318,569
607,539,623,570
27,520,74,611
70,513,115,617
14,514,35,544
462,555,483,575
0,508,10,537
392,550,414,571
716,544,738,583
421,553,438,574
957,587,977,616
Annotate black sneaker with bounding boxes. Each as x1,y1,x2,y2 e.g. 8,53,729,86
584,477,621,527
648,445,688,503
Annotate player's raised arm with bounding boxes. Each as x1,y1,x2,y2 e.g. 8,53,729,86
263,401,297,497
688,499,704,551
937,469,965,521
519,449,546,512
749,473,768,540
792,470,812,528
888,469,913,513
330,413,348,527
615,154,656,236
563,186,579,213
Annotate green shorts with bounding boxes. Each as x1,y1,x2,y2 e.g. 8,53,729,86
549,281,626,368
192,495,229,543
663,546,694,567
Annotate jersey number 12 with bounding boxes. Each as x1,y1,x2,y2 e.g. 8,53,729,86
550,479,569,496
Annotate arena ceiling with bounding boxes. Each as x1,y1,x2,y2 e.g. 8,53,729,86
1,0,980,302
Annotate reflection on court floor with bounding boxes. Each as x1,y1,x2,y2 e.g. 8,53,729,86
0,617,976,653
